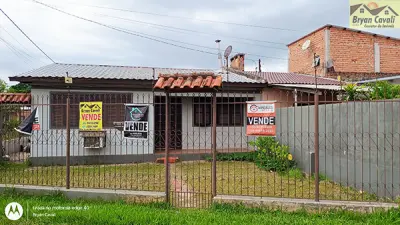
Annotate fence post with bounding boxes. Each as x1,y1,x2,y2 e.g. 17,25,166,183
0,109,3,158
212,92,217,197
66,92,71,189
165,92,170,203
314,92,320,202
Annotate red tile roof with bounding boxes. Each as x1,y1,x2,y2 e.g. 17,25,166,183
0,93,31,104
244,71,341,85
154,73,222,90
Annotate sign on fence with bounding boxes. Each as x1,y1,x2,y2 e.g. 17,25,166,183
32,107,40,131
79,102,103,131
124,104,149,139
15,107,40,135
246,101,276,136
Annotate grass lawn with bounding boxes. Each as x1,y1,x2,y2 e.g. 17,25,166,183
173,161,382,202
1,192,399,225
1,160,388,206
0,162,165,191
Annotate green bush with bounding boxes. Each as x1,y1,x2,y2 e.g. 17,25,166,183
342,81,400,101
205,137,296,173
249,137,296,172
2,119,20,139
286,168,304,180
204,152,257,162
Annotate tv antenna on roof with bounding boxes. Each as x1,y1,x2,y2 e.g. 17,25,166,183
224,46,232,82
224,45,232,58
302,40,311,51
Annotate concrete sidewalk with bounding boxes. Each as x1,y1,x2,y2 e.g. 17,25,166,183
214,195,399,213
0,184,165,203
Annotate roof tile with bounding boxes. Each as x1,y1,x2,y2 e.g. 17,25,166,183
0,93,31,104
154,73,222,90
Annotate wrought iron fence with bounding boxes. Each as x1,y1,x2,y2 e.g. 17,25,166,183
1,89,400,208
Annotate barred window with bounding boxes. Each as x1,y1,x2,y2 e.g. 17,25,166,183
50,92,132,129
193,97,212,127
193,97,248,127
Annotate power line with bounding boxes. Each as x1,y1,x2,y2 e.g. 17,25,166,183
1,27,48,64
0,35,34,64
116,26,288,60
115,26,216,51
32,0,219,56
32,0,289,61
94,13,288,46
0,8,55,63
1,26,33,56
42,1,302,32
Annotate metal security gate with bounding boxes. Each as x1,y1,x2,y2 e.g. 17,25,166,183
2,85,400,209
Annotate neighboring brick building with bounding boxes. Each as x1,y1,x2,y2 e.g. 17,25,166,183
287,24,400,81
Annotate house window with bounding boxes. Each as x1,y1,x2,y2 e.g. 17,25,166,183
193,97,212,126
385,10,389,15
193,97,248,127
360,8,364,13
50,92,132,129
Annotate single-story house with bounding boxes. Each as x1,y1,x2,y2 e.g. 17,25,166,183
8,61,341,165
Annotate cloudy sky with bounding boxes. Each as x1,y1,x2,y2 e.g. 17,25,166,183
0,0,399,84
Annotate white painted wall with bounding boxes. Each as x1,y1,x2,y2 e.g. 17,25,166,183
30,89,155,157
179,92,261,150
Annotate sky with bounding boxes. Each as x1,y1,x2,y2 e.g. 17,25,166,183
0,0,399,84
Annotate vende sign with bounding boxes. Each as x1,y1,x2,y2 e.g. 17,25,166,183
246,101,276,136
79,102,103,131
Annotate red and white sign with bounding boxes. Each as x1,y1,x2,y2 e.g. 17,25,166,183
246,101,276,136
33,108,40,131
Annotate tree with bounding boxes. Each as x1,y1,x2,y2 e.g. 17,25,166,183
0,79,6,93
7,83,31,93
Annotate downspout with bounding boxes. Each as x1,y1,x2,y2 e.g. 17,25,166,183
294,88,298,107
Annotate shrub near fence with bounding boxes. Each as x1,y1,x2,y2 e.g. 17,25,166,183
206,137,295,173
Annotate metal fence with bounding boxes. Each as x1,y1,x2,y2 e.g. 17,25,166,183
1,89,399,207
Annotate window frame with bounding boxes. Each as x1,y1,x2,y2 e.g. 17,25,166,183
192,97,212,127
192,97,248,127
49,92,132,129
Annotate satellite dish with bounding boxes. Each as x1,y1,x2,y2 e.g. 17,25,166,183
302,40,311,51
224,46,232,58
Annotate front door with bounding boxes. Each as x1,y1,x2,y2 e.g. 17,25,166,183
154,96,182,151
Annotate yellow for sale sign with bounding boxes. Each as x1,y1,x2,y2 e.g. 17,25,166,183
79,102,103,131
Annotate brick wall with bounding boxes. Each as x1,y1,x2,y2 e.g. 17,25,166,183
378,38,400,73
288,26,400,77
329,27,374,73
288,28,326,76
